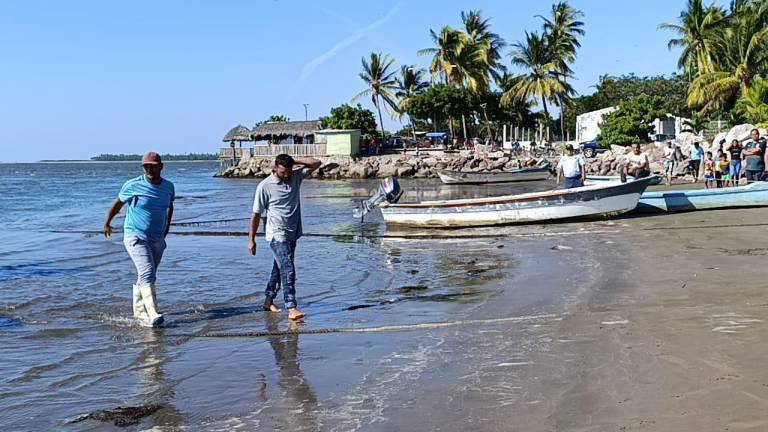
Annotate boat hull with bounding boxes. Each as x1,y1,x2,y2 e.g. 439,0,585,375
437,167,550,184
586,175,663,185
634,182,768,213
380,177,655,227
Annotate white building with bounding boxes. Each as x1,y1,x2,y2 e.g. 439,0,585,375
575,107,617,143
576,106,690,143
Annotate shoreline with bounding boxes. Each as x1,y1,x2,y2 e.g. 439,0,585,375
215,143,688,180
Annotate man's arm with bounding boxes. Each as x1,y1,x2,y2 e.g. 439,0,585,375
103,198,125,238
164,204,174,238
556,165,563,185
294,157,322,174
248,213,260,255
580,159,587,182
638,155,649,170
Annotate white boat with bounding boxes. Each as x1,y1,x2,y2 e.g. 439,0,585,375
378,177,657,227
586,175,662,185
436,162,551,184
634,182,768,213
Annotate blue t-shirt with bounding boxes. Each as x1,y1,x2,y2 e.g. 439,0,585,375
691,147,705,161
119,175,175,241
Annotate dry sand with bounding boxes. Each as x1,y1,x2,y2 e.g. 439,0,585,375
505,208,768,431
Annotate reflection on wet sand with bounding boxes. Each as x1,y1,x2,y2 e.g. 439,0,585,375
69,328,185,428
133,329,184,429
261,317,320,431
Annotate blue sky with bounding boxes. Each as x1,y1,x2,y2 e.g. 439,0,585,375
0,0,688,161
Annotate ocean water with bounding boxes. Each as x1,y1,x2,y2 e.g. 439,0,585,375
0,162,594,430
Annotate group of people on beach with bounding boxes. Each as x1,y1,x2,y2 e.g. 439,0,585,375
104,151,320,327
556,128,767,189
668,128,767,188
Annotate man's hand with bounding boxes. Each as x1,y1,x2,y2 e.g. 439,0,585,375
104,198,124,239
248,239,257,255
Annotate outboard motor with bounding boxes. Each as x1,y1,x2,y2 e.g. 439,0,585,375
353,177,403,219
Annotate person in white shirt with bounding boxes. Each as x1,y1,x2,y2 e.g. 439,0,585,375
556,144,586,188
622,143,650,182
663,140,678,186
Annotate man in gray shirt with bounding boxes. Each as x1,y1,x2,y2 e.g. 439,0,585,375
248,154,321,320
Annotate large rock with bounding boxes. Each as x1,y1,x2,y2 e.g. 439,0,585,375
712,131,727,147
611,145,629,155
422,157,439,166
395,165,415,177
725,124,756,144
413,168,431,178
377,164,397,178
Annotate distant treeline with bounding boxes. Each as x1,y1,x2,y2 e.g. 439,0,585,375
91,153,218,161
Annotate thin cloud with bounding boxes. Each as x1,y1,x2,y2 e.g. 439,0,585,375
290,3,402,98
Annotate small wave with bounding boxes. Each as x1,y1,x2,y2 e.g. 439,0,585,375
0,316,24,328
196,313,560,338
23,327,80,340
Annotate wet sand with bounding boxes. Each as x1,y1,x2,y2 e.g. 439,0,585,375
396,207,768,432
130,209,768,431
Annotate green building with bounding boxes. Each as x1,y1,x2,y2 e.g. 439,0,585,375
316,129,361,156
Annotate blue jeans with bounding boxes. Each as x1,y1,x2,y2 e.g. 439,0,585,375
265,240,298,309
564,176,583,189
746,170,766,182
124,234,166,285
731,160,742,181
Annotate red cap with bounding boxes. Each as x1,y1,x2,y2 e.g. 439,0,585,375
141,151,162,165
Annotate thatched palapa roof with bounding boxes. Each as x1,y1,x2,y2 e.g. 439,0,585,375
222,125,253,142
251,120,322,140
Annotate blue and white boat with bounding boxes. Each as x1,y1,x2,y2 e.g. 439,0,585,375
634,182,768,213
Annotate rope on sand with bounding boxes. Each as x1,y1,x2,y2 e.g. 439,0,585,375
52,229,620,240
194,313,561,338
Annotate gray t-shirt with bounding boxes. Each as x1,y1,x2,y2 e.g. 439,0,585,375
252,168,311,242
743,138,766,172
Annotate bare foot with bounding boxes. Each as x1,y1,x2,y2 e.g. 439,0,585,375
287,308,306,320
263,300,280,313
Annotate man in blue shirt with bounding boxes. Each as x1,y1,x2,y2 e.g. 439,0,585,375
103,152,175,327
688,142,705,183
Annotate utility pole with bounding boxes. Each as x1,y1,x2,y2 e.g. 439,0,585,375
302,103,309,121
480,103,492,145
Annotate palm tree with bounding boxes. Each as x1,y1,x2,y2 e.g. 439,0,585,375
496,72,536,127
682,114,709,135
461,9,506,142
419,26,463,85
351,52,399,140
461,10,506,84
502,31,571,141
687,1,768,112
395,65,428,140
419,27,463,137
538,1,584,140
735,76,768,125
659,0,726,80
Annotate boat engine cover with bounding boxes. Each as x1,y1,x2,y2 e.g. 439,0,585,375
353,177,403,218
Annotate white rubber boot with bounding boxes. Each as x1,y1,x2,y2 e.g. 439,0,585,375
139,284,164,327
132,284,149,321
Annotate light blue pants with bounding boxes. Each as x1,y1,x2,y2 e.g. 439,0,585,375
124,234,166,285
